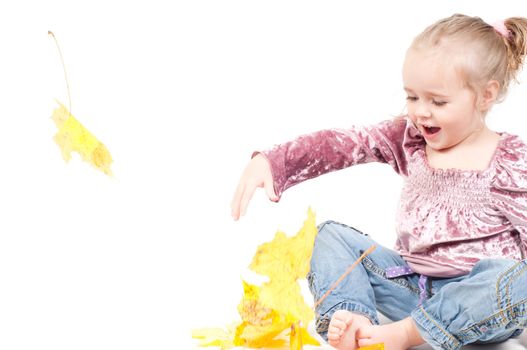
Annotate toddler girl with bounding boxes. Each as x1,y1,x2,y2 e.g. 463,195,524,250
231,14,527,350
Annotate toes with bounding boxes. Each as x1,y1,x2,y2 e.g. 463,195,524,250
328,324,342,334
329,318,348,331
327,332,341,342
333,309,354,322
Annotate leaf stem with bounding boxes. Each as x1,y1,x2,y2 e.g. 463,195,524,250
48,31,72,115
313,245,376,309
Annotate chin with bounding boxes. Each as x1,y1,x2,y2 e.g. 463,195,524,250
425,141,448,151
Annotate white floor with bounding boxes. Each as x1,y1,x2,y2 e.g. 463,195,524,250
308,315,527,350
190,320,527,350
307,330,527,350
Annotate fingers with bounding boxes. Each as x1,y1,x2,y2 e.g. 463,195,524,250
239,182,257,218
230,154,276,221
230,179,258,220
230,182,246,221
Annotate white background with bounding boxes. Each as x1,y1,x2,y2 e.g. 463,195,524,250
1,1,527,349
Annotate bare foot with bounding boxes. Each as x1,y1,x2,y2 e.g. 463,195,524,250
327,310,373,350
357,317,425,350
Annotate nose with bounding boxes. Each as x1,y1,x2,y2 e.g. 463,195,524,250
413,101,431,118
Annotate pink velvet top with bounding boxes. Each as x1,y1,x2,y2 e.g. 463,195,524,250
261,117,527,277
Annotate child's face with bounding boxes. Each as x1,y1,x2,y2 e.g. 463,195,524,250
402,49,484,151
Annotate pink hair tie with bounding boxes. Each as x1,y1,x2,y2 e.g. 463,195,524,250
492,20,511,39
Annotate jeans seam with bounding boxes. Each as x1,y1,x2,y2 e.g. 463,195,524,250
317,220,366,236
496,261,524,309
416,305,461,350
506,263,527,317
453,261,527,344
307,271,322,302
362,256,421,295
455,299,527,342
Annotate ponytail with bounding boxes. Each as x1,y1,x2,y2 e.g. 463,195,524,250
503,17,527,85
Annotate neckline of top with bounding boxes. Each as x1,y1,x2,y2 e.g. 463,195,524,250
417,132,511,177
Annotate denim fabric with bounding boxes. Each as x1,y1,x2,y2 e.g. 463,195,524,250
308,221,526,350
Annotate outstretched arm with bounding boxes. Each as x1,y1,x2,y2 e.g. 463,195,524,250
231,153,278,221
231,117,410,220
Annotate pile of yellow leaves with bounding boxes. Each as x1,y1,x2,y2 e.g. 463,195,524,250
193,209,320,350
51,100,113,176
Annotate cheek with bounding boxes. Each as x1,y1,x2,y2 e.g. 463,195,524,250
407,111,417,125
406,103,416,118
437,114,459,130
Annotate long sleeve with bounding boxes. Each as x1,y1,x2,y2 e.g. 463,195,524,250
490,134,527,257
260,117,410,198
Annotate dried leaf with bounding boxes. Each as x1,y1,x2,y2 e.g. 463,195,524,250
234,281,288,347
192,328,234,349
250,208,317,282
236,208,319,348
296,325,320,346
258,278,314,324
290,322,302,350
193,209,320,350
51,100,113,175
249,208,318,325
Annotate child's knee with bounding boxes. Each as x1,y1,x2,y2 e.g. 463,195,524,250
473,259,527,324
315,220,369,250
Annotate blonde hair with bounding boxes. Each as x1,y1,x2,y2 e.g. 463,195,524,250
411,14,527,102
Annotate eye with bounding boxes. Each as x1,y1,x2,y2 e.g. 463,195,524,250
406,96,418,102
432,100,447,106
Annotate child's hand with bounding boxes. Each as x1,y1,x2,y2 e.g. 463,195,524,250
231,153,278,221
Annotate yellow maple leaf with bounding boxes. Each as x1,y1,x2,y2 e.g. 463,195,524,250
234,281,289,348
249,208,318,325
192,327,234,350
289,322,320,350
250,208,317,282
51,100,113,176
258,279,314,324
192,208,320,350
290,322,302,350
236,208,319,348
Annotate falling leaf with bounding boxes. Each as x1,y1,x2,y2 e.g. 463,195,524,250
51,100,113,176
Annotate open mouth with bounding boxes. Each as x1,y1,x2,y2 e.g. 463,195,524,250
422,125,441,135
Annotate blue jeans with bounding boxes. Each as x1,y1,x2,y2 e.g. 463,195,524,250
308,221,527,350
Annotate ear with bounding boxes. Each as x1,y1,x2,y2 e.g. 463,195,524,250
479,80,500,111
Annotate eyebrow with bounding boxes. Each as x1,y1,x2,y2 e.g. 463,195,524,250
404,87,449,98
